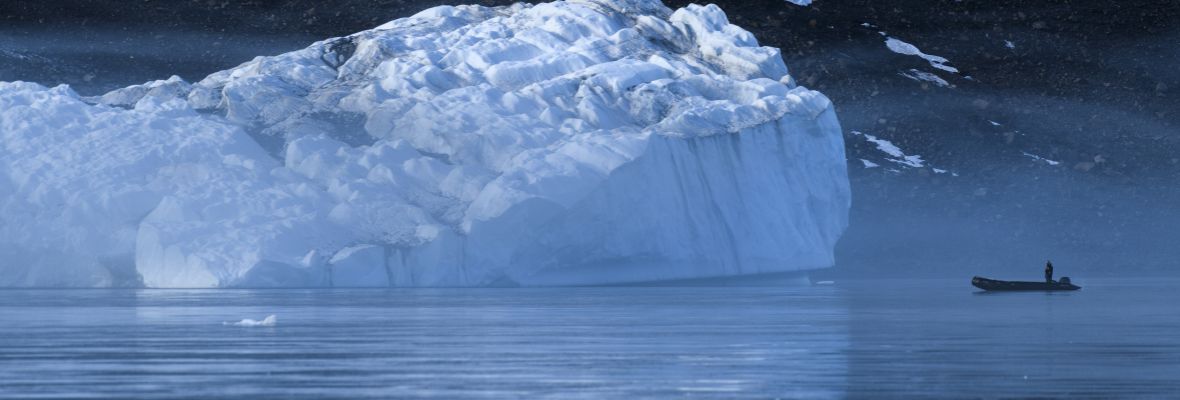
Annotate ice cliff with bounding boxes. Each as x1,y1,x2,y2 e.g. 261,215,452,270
0,0,849,287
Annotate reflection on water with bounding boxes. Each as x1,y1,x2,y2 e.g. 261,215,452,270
845,278,1180,398
0,279,1177,398
0,286,848,399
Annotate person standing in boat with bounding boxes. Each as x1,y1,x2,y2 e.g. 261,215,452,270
1045,260,1054,283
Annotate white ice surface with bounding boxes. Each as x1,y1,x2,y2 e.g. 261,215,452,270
0,0,849,287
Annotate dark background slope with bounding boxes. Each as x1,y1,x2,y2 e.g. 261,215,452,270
2,0,1177,278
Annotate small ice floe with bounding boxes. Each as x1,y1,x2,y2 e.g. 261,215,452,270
861,22,876,28
988,120,1002,126
1004,40,1016,49
932,168,948,174
813,280,836,286
884,37,958,73
785,0,813,5
899,69,950,87
225,315,277,327
860,159,880,168
1022,152,1061,166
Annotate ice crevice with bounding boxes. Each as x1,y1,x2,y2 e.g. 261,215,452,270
0,0,850,287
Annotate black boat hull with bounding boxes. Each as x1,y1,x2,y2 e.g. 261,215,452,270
971,276,1080,291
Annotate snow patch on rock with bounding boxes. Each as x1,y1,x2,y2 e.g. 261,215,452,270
852,130,954,176
899,69,949,87
885,37,958,73
1022,152,1061,166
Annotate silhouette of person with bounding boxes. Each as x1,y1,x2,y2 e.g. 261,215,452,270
1045,260,1054,283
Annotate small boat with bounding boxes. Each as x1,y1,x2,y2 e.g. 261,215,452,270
971,276,1080,291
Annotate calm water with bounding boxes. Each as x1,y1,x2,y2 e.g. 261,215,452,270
1,278,1177,399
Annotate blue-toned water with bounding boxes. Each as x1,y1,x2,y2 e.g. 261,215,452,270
1,278,1177,399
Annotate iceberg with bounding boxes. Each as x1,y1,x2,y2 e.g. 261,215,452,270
0,0,849,287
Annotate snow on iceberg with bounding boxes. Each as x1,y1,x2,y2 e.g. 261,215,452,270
0,0,850,288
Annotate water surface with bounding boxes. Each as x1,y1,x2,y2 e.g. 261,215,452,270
1,278,1177,398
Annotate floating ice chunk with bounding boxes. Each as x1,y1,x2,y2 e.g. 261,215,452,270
1004,40,1016,49
988,120,1002,126
785,0,813,5
226,315,277,327
860,159,880,168
899,69,949,87
884,37,958,73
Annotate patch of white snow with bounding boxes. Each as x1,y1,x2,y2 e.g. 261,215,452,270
852,130,926,169
899,69,949,87
1022,152,1061,166
884,37,958,73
